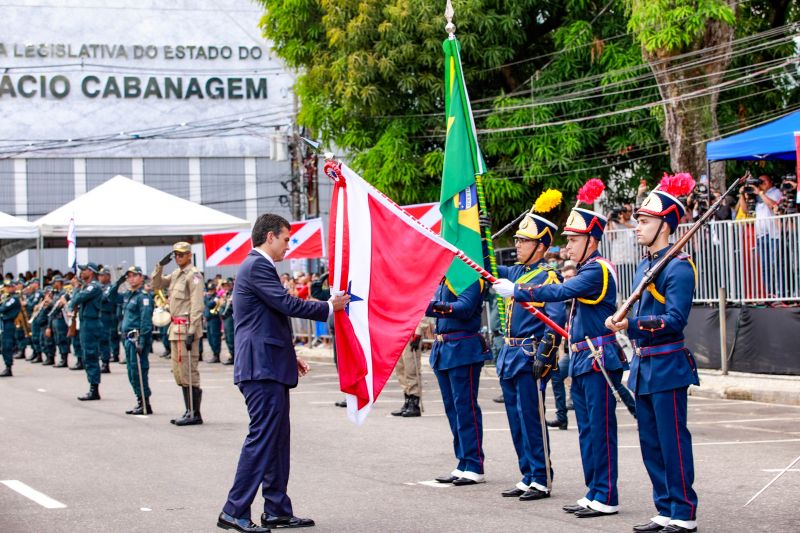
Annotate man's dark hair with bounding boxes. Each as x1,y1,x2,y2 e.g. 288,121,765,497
252,214,291,247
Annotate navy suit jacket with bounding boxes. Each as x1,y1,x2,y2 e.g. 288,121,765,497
232,249,329,387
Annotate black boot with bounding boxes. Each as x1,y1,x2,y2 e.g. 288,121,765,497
126,396,143,415
25,351,36,361
175,388,203,426
170,387,190,424
101,361,110,374
391,394,410,416
142,396,153,415
30,352,42,364
0,366,12,377
13,349,25,360
209,354,220,363
402,395,421,417
110,354,119,363
70,359,84,370
42,355,54,366
222,356,233,365
54,355,67,368
78,384,100,401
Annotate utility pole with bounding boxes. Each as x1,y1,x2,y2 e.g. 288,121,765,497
289,92,302,221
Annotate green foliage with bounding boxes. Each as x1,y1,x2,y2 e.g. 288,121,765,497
259,0,799,239
626,0,736,53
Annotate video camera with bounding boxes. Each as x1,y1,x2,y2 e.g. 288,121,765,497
742,175,763,214
689,182,710,217
778,175,798,215
608,207,624,223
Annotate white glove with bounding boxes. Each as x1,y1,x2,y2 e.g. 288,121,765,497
493,278,515,298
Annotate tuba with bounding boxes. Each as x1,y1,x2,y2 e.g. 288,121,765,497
152,289,172,327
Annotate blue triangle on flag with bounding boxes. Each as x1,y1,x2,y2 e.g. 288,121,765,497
345,280,363,316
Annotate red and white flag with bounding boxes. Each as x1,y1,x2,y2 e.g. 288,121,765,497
204,218,325,266
402,202,442,233
284,218,325,259
327,162,457,425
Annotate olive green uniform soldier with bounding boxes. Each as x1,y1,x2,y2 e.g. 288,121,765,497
151,242,205,426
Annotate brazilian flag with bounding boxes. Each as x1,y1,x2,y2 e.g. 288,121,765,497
439,37,486,294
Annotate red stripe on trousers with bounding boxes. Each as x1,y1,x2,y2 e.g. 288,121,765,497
673,390,695,519
468,365,483,468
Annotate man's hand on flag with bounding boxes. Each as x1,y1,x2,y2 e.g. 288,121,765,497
330,292,351,312
493,278,515,298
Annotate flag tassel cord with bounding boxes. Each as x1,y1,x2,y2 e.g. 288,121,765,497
322,159,568,339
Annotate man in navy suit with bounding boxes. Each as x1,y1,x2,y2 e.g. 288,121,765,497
218,214,350,533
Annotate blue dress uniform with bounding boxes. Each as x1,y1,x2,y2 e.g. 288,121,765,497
204,285,223,359
26,286,44,362
426,279,490,483
38,288,57,364
496,212,567,496
99,277,117,366
1,282,21,375
68,264,104,397
628,190,700,532
50,279,72,365
121,283,154,403
515,208,627,516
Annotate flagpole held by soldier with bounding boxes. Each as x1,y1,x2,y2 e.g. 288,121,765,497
151,242,205,426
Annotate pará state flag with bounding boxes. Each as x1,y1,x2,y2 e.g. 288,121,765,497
67,217,77,273
402,202,442,233
204,218,325,266
328,162,456,425
440,36,486,294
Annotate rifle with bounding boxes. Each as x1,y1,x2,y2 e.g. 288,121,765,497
611,173,748,323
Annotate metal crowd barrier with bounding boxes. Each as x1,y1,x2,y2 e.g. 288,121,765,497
600,212,800,304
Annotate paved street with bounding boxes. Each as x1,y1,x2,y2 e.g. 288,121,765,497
1,348,799,533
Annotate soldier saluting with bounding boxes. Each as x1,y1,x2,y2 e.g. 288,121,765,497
151,242,205,426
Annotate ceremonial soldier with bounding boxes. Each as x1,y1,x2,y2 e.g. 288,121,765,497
13,279,28,360
606,190,700,533
68,276,84,372
427,278,490,486
221,278,235,365
493,212,567,501
25,280,45,363
204,281,223,363
116,266,154,415
68,263,104,401
151,242,205,426
98,267,114,373
495,207,627,518
1,279,21,377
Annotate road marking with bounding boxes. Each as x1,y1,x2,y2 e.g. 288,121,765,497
416,480,453,488
723,424,792,435
620,438,800,449
619,417,800,429
420,411,507,418
140,507,152,511
1,480,66,509
36,388,47,393
761,469,800,472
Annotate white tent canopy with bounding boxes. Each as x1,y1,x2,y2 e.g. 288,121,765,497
0,211,39,265
0,211,38,240
34,175,251,247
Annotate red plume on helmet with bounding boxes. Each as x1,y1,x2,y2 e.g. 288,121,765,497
658,172,696,197
576,178,605,206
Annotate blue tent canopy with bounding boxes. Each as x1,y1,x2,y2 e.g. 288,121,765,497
706,110,800,161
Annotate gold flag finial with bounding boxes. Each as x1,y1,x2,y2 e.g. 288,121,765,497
444,0,456,38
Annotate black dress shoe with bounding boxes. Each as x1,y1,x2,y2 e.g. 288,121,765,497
217,512,269,532
334,399,347,408
70,360,84,370
0,367,12,377
222,357,234,365
575,507,617,518
562,504,586,514
546,418,568,430
633,521,666,532
434,474,457,484
452,477,482,486
519,487,550,501
54,358,67,368
492,394,505,403
101,361,110,373
261,515,315,528
501,487,525,497
661,525,696,533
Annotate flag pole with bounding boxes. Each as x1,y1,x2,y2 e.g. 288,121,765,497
322,158,568,339
445,1,506,333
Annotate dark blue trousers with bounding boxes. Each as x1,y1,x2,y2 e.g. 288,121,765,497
637,387,697,522
224,379,292,520
207,316,222,355
500,368,551,490
433,362,485,476
571,370,621,511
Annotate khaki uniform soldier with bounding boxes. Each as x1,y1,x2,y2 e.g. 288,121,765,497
390,317,433,417
151,242,205,426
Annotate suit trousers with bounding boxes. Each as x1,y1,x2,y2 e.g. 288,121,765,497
223,379,292,519
636,387,697,523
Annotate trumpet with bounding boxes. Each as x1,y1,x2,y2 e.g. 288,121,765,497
14,290,32,338
209,280,225,315
152,289,172,328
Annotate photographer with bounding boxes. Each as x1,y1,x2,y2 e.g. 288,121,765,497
737,174,783,297
607,203,638,289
